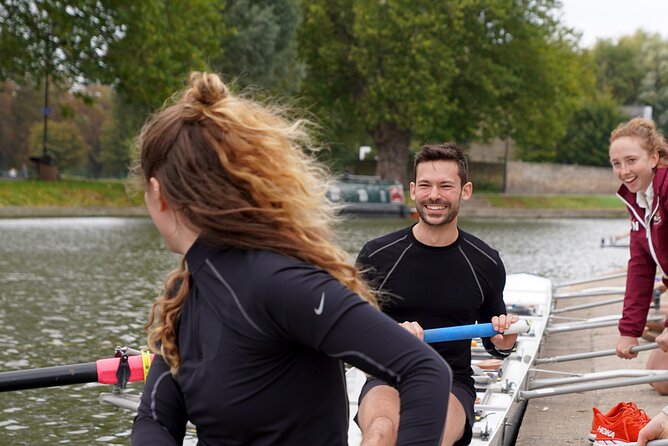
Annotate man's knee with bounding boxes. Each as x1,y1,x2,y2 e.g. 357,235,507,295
651,381,668,395
361,417,397,446
646,350,668,395
441,393,467,446
358,385,400,445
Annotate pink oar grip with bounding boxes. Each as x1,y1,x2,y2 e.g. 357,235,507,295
96,354,155,384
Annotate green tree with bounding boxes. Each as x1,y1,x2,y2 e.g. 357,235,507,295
300,1,463,184
589,32,647,105
215,0,304,93
0,0,120,84
462,1,589,162
64,84,113,177
0,80,114,176
1,1,224,177
28,120,89,173
0,0,117,172
104,1,220,113
299,0,586,184
555,96,629,166
0,82,42,169
638,34,668,136
99,119,131,178
98,93,137,178
97,0,221,177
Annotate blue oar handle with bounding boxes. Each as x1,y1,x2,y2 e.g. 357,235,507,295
423,320,531,343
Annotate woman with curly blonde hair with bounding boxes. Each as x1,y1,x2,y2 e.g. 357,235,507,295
609,117,668,395
131,72,451,445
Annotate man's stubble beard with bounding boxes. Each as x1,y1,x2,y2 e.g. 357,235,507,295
416,196,461,227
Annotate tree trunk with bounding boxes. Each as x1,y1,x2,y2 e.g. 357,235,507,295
372,122,412,186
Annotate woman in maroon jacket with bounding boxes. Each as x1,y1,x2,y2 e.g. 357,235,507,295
610,117,668,394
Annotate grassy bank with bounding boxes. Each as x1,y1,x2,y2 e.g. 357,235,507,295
0,179,626,217
477,193,624,210
0,178,143,208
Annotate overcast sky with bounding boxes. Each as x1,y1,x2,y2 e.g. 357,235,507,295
559,0,668,48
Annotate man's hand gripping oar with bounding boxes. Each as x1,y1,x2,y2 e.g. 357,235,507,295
400,317,530,344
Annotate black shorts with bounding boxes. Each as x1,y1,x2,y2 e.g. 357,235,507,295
357,377,475,445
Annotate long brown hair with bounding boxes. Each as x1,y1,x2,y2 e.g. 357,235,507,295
133,72,376,373
610,117,668,167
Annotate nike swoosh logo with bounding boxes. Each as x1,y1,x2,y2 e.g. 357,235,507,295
314,292,325,315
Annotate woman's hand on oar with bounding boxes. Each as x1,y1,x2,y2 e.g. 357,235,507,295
399,321,425,340
637,410,668,446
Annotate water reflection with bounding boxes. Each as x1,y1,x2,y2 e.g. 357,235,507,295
0,216,630,444
337,216,631,283
0,217,173,445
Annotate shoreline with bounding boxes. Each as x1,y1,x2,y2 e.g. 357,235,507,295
0,207,149,218
459,207,627,219
0,206,628,219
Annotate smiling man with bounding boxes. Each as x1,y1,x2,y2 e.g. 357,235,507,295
355,143,517,446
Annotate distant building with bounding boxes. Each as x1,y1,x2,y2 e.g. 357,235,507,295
620,104,652,120
468,105,652,163
468,138,517,162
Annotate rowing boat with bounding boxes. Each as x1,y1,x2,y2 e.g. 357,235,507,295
470,273,552,445
18,272,668,444
0,273,547,445
66,274,552,445
346,273,553,446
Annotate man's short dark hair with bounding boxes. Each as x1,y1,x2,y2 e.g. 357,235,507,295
413,143,469,185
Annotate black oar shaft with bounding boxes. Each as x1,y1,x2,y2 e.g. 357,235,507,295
0,362,98,392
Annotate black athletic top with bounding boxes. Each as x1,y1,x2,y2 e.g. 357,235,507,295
356,226,507,390
131,239,452,446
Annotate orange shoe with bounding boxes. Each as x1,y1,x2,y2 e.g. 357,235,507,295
590,402,628,441
590,402,651,441
591,402,650,445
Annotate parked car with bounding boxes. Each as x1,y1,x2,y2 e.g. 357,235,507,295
327,174,409,217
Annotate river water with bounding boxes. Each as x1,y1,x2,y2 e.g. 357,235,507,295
0,216,631,445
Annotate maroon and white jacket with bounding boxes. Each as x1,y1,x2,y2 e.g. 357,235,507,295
617,167,668,337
